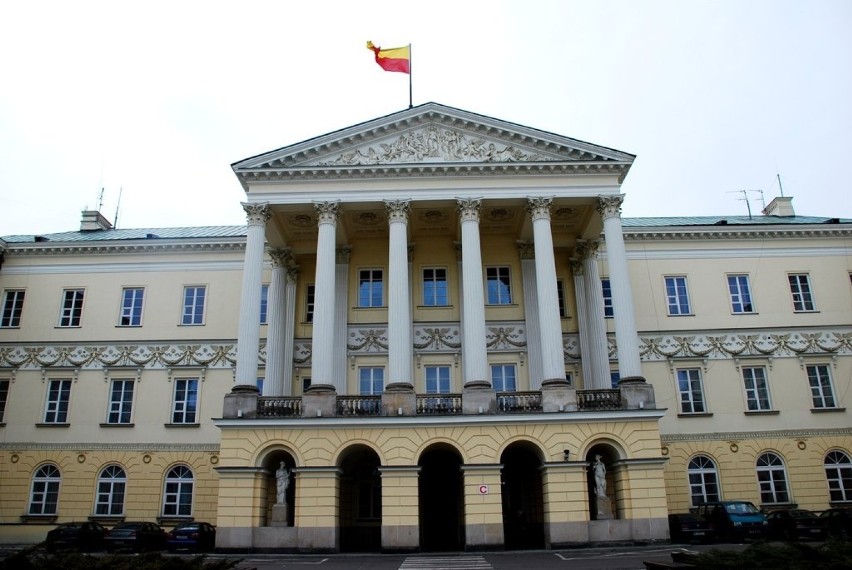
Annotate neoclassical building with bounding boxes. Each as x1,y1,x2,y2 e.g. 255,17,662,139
0,103,849,552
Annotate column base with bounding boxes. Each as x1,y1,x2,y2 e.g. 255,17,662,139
382,383,416,416
302,384,337,418
540,379,577,412
462,382,496,415
618,377,656,410
223,387,258,418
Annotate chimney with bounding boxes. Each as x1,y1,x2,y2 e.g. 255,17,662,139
80,210,113,231
762,196,795,217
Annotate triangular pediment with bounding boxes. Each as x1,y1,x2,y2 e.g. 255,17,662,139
232,102,634,186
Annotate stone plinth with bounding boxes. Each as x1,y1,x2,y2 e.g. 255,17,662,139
618,377,656,410
540,378,577,412
270,503,289,527
223,385,258,418
462,381,496,415
382,382,416,416
595,495,613,520
302,384,337,418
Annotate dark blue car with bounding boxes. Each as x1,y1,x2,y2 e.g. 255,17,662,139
166,521,216,551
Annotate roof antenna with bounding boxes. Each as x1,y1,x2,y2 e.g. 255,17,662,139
97,187,105,211
776,173,785,197
113,187,123,228
728,189,763,220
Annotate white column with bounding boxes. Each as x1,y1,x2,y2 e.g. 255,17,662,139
519,243,543,390
598,195,644,380
578,240,612,389
527,197,566,384
235,202,270,388
282,266,298,396
310,202,340,386
570,259,594,389
264,248,290,396
457,199,489,386
332,248,350,394
385,200,413,387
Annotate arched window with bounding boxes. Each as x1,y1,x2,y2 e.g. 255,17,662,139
687,455,720,506
95,465,126,516
825,450,852,503
28,464,61,515
757,452,790,504
163,465,194,516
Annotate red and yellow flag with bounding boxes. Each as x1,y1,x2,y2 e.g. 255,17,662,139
366,41,410,74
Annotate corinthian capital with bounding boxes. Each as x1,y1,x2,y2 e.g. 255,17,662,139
384,200,411,224
242,202,271,225
314,202,340,225
574,239,600,260
526,197,553,222
267,247,292,268
596,195,625,220
456,198,481,223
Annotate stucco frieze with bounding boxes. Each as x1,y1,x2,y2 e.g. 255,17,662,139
640,330,852,360
0,343,237,370
0,442,219,451
661,427,852,443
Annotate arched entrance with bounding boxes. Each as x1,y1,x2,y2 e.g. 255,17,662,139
500,442,545,549
418,444,464,551
339,445,382,552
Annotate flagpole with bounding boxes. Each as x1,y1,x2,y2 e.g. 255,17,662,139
408,43,413,109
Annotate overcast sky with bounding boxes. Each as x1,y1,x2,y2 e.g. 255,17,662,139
1,0,850,237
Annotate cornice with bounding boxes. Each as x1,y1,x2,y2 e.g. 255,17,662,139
3,240,246,257
623,227,852,241
0,442,219,451
661,427,852,443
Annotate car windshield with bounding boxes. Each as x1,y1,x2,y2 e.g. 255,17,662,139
724,502,759,514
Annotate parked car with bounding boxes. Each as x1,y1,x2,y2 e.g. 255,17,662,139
104,521,167,551
819,507,852,540
766,509,826,541
45,521,107,552
695,501,769,541
166,521,216,551
668,513,715,543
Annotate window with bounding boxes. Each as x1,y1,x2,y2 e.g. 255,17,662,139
742,367,771,411
44,379,72,423
358,270,383,307
95,465,126,516
107,379,134,424
28,464,61,515
118,287,144,326
259,284,269,324
59,289,85,327
677,369,705,414
601,278,614,318
423,268,448,306
1,290,25,327
807,364,837,409
163,465,194,517
302,377,312,393
757,452,790,504
825,450,852,503
610,370,620,389
688,455,720,507
486,267,512,304
359,367,384,395
305,284,315,323
727,275,754,313
181,286,206,325
491,364,517,392
788,273,815,311
256,376,264,394
557,280,567,318
664,276,691,315
425,366,451,394
0,379,8,423
172,378,198,424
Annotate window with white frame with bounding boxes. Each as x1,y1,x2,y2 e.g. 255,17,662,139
1,289,25,328
28,464,61,515
0,379,8,423
491,364,517,392
601,278,614,318
425,366,451,394
259,284,269,324
742,366,772,411
422,268,449,306
162,465,194,516
171,378,199,424
358,270,384,307
825,450,852,503
359,367,384,395
181,286,206,325
44,379,72,423
486,267,512,305
757,452,790,504
664,276,691,315
305,284,315,323
806,364,837,409
119,287,144,326
688,455,721,507
676,368,706,414
59,288,85,327
95,464,126,516
788,273,815,311
727,274,754,313
107,379,134,424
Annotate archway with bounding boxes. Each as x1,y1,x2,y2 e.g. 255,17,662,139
418,444,465,551
339,445,382,552
500,442,545,549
